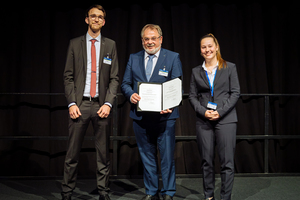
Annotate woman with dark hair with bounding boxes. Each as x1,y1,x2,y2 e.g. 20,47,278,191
189,34,240,200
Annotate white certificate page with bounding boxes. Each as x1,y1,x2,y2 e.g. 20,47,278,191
162,78,182,110
138,83,162,112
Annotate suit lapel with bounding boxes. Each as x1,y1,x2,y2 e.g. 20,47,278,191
81,35,87,78
99,36,106,72
149,48,167,81
200,66,210,87
213,65,224,86
138,51,147,81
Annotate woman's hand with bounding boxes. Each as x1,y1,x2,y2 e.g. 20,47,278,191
205,110,220,121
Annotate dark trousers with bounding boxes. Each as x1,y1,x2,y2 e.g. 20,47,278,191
196,120,236,200
61,100,110,196
133,119,176,197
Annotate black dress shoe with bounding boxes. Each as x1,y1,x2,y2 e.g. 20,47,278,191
99,194,111,200
61,195,71,200
141,194,160,200
163,194,173,200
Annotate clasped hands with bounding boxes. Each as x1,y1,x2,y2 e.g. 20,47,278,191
131,93,173,114
205,110,220,121
69,104,111,119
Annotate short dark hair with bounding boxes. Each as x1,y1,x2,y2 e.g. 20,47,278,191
86,5,106,18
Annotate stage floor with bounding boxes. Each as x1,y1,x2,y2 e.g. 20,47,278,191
0,176,299,199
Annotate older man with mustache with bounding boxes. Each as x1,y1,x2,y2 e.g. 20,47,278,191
121,24,183,200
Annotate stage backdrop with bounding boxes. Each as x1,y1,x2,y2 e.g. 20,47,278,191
0,2,300,177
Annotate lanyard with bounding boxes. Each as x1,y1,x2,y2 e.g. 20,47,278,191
205,70,217,98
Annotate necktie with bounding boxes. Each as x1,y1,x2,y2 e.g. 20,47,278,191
90,39,97,97
146,55,155,81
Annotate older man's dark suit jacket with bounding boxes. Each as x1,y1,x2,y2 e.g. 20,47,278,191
64,35,119,107
189,62,240,124
121,48,183,122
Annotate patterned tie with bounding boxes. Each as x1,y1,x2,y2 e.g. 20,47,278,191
90,39,97,97
146,55,155,81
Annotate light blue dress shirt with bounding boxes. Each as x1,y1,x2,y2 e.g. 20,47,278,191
84,33,101,97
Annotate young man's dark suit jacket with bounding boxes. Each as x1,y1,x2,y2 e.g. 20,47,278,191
64,35,119,107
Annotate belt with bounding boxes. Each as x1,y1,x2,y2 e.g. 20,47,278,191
82,96,99,102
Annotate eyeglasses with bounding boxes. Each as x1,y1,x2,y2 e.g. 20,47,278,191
142,36,161,42
89,14,105,20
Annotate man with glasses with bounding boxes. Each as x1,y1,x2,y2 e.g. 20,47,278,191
61,5,119,200
121,24,183,200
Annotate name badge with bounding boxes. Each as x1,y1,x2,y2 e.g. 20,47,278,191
207,101,217,110
103,57,112,65
159,69,168,77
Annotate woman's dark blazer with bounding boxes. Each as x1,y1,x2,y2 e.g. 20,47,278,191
189,61,240,124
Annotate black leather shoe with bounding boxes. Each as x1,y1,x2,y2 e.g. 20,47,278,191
61,195,71,200
141,194,160,200
99,194,111,200
163,194,173,200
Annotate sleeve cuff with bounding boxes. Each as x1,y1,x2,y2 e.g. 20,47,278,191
68,102,76,108
104,102,112,108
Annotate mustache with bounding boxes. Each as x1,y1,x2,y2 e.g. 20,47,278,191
146,43,155,47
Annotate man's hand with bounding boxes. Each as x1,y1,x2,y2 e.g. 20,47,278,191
160,109,173,114
131,93,141,104
97,104,111,118
69,105,81,119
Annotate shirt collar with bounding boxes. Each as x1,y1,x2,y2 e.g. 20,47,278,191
86,32,101,42
202,61,218,73
144,49,161,60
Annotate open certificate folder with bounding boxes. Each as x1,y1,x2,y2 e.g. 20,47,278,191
137,77,182,112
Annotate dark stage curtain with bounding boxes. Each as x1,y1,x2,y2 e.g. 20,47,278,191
0,2,300,177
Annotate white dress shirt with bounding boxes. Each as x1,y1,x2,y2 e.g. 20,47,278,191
202,61,218,85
